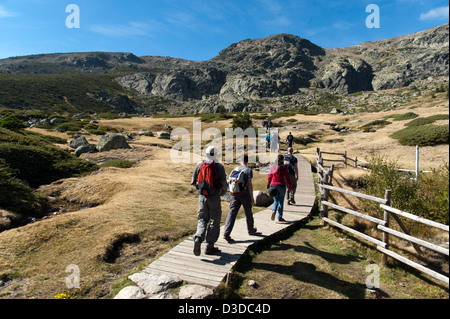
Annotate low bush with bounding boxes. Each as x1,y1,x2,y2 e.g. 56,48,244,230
386,112,419,121
405,114,449,127
0,127,98,216
360,119,391,132
362,156,449,228
391,125,449,147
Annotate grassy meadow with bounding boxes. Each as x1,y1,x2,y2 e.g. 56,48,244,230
0,83,448,299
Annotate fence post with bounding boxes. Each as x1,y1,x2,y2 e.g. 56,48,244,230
382,190,392,266
344,151,348,168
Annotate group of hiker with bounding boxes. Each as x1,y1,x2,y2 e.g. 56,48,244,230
191,145,299,256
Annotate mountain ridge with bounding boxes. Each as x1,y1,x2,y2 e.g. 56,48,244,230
0,23,448,115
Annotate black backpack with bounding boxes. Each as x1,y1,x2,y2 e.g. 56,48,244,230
283,154,296,175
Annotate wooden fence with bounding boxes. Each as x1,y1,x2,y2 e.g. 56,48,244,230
316,148,434,175
316,149,449,285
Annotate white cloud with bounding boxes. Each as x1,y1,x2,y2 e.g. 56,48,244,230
0,5,17,18
419,6,449,21
90,22,152,37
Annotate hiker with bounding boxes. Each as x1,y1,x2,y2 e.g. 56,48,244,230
191,146,228,256
284,147,299,205
286,132,294,148
265,132,271,149
267,154,294,222
262,119,267,131
223,155,257,242
267,119,273,130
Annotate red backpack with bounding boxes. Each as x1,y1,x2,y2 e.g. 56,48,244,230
197,161,221,196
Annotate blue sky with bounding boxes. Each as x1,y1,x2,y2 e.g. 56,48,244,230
0,0,448,60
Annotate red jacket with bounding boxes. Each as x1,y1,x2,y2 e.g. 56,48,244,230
267,164,293,192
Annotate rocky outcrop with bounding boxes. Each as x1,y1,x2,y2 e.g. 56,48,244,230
1,24,447,114
331,24,449,91
118,25,448,109
119,68,227,101
315,55,374,94
96,134,131,152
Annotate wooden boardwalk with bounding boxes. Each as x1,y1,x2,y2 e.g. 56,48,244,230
142,156,316,287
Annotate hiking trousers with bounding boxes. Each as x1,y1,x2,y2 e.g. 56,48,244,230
224,191,254,237
194,195,222,248
287,174,297,201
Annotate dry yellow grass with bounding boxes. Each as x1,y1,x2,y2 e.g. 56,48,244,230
0,87,448,299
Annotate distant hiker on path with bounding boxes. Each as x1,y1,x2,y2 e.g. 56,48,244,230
223,155,257,242
267,155,294,222
286,132,294,148
191,146,228,256
284,147,299,205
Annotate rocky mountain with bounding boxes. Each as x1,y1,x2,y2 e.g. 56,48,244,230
328,23,449,91
0,23,448,115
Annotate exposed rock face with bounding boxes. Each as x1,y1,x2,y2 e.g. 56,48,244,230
96,134,131,152
1,24,447,114
118,24,448,110
119,68,227,101
330,24,449,91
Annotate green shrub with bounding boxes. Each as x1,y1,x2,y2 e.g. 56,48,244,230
362,157,449,229
0,115,26,131
406,114,449,127
0,127,98,188
391,125,449,147
0,159,46,216
386,112,419,121
360,119,391,132
232,112,253,130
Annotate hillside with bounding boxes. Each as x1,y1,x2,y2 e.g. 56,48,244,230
0,24,448,115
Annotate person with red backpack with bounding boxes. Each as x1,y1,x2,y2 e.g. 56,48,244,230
266,154,294,222
191,146,228,256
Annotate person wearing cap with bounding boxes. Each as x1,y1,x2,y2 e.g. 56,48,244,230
191,146,228,255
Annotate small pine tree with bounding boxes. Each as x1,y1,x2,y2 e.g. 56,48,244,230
232,112,252,130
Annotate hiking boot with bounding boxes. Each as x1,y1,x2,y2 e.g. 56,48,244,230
287,200,293,205
193,237,201,256
271,211,276,221
224,234,234,242
248,228,257,235
205,246,221,255
291,199,296,204
277,217,286,222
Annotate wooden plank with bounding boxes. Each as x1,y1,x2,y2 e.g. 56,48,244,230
380,204,449,232
159,253,233,271
377,225,449,256
322,217,386,248
322,200,386,225
322,184,387,204
377,246,449,285
145,261,226,283
137,155,316,289
144,268,222,287
148,261,228,282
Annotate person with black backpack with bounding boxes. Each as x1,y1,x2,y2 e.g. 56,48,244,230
223,155,257,242
191,146,228,256
284,147,299,205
